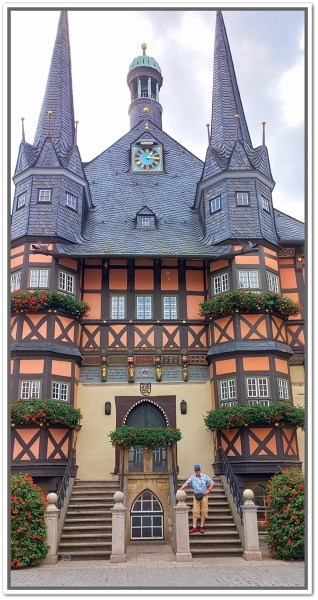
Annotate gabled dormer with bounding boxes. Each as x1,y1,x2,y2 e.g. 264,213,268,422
135,205,157,229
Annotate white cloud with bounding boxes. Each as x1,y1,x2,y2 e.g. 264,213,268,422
277,60,304,127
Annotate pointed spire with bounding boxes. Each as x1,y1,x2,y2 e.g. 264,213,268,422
21,118,25,142
210,11,252,149
33,11,75,150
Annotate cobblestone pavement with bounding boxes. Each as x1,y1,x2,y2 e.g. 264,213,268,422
9,545,307,592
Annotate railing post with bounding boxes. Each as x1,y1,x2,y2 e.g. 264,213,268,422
173,491,192,562
241,489,262,561
41,493,60,565
110,491,126,563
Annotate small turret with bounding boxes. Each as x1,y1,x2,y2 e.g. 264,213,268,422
127,44,163,129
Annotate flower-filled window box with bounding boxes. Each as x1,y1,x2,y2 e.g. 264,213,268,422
108,426,182,448
199,291,301,321
11,290,90,319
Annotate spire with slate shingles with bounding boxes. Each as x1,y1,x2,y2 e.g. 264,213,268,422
33,11,75,153
211,11,252,150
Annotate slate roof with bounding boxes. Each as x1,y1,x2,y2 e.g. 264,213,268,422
273,209,305,243
206,340,294,358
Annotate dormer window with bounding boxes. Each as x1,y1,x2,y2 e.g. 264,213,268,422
210,196,221,213
136,205,156,229
141,217,150,227
236,192,249,206
38,189,51,203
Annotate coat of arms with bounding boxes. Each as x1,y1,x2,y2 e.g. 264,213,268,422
140,383,151,396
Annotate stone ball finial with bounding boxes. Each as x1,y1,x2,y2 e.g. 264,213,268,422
46,492,58,504
141,43,147,51
243,489,254,502
176,490,187,503
114,491,125,504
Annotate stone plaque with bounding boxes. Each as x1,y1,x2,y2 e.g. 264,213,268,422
80,367,101,382
188,366,209,381
107,367,128,382
135,366,156,382
162,367,183,382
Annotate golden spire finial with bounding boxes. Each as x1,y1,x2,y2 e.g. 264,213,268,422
262,121,266,146
143,106,149,113
141,43,147,55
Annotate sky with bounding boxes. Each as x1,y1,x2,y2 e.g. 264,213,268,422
9,5,306,221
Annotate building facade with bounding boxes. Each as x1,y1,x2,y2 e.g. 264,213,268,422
11,10,305,519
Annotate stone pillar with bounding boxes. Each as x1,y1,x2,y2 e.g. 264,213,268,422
241,489,262,561
41,492,60,565
173,490,192,562
110,491,126,564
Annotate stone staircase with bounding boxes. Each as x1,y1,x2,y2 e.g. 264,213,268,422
57,479,120,561
178,476,244,557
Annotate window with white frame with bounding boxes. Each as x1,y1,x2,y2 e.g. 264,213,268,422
111,295,126,319
20,380,41,400
52,381,69,401
248,399,270,406
141,217,150,227
277,378,289,400
38,189,51,202
267,272,280,293
17,193,26,208
59,271,75,294
210,196,221,213
29,269,49,288
261,196,270,212
11,271,21,292
163,296,178,319
136,296,152,319
213,272,229,295
246,377,269,398
219,379,236,402
236,192,249,205
66,193,77,210
238,270,259,289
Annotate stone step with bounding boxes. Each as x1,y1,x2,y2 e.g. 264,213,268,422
191,547,243,557
59,541,112,548
57,551,111,561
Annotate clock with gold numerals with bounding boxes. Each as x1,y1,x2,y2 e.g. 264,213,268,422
132,145,163,172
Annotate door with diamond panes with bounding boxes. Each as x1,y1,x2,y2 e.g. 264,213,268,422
130,490,164,540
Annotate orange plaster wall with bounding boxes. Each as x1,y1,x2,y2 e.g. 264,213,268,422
11,245,25,257
161,269,179,290
161,260,178,266
187,326,207,348
210,259,229,272
162,327,180,347
20,359,44,374
135,269,154,290
242,357,269,371
234,255,260,265
85,259,102,265
109,259,127,265
215,359,236,375
135,260,154,267
275,358,289,374
185,270,204,291
11,319,18,340
22,314,47,340
249,428,277,455
83,293,101,319
264,248,277,257
265,257,278,271
11,256,24,269
75,365,80,381
109,269,127,290
186,260,203,267
186,295,204,319
59,258,78,270
82,326,100,347
84,269,102,290
134,327,155,347
278,258,294,265
279,268,297,289
240,314,267,339
28,253,53,263
108,325,127,347
51,360,72,377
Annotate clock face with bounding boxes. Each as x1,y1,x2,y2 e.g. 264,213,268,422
132,145,163,172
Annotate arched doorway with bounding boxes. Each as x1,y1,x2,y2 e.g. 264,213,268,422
126,401,168,472
130,490,164,540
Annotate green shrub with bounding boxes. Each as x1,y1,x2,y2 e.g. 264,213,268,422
265,467,305,560
11,399,82,429
204,401,305,431
199,290,301,320
11,473,49,568
11,289,90,319
108,426,182,448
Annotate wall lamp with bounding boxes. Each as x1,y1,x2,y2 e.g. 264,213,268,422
105,401,111,415
180,400,187,415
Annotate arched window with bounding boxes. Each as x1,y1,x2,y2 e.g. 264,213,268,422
131,490,163,540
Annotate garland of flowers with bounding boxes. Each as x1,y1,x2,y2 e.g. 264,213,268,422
204,401,305,431
11,289,90,319
11,473,49,569
265,467,305,560
199,291,301,320
11,399,82,429
108,426,182,448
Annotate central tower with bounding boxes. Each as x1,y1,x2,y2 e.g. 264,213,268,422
127,43,163,129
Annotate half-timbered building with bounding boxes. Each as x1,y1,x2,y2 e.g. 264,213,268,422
10,10,305,554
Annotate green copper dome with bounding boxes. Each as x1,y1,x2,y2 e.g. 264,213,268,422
128,44,161,74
